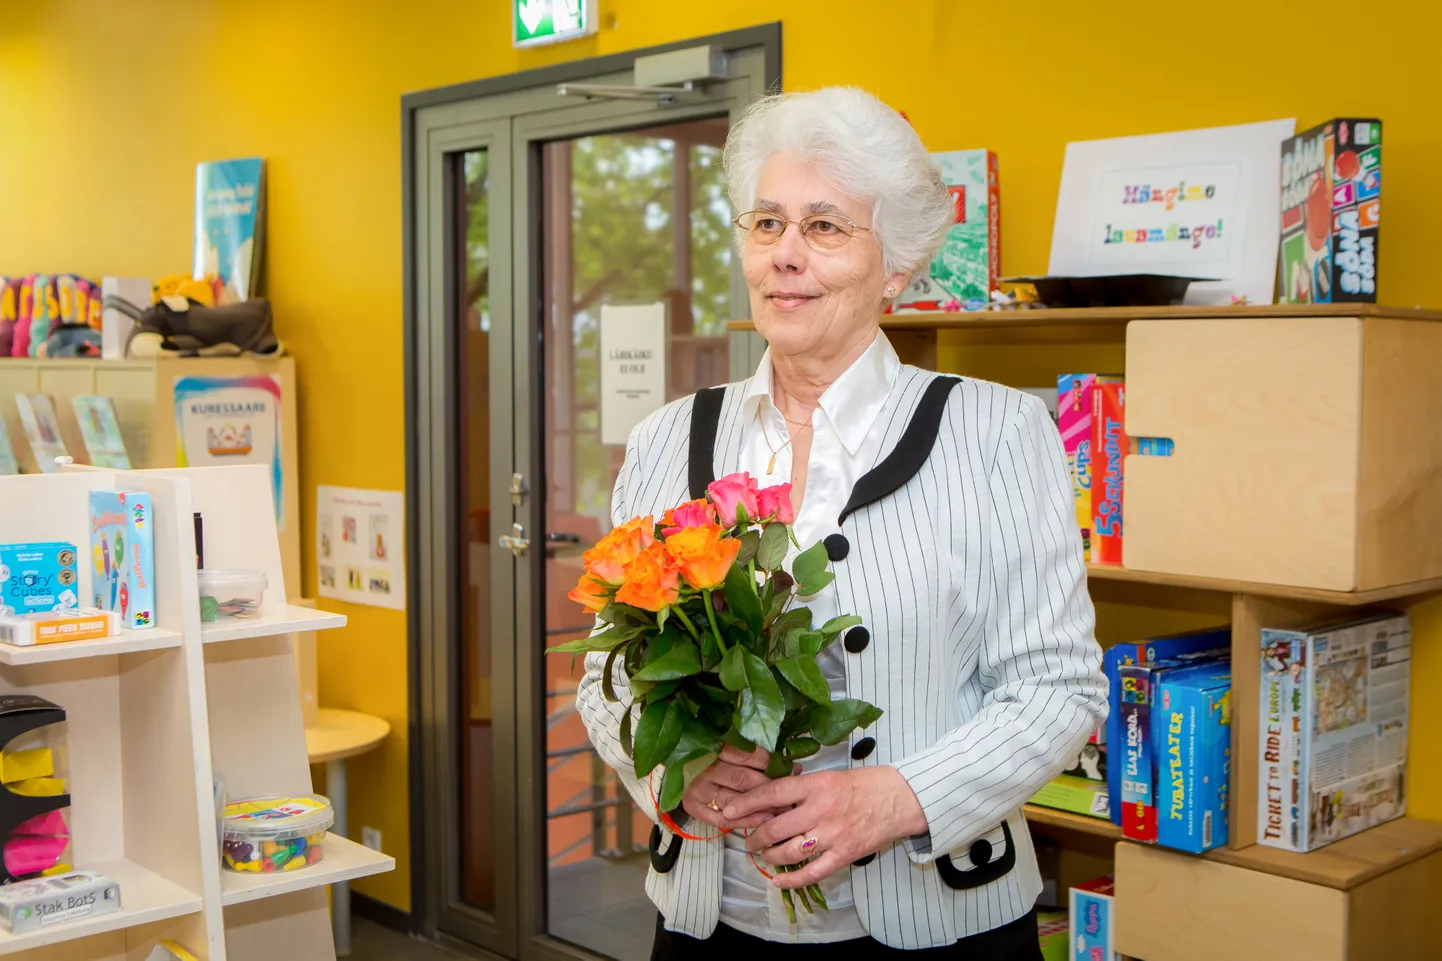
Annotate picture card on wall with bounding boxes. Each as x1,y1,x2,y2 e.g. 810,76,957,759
1048,118,1296,305
316,485,405,611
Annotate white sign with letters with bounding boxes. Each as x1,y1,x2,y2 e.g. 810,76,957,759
1048,119,1296,305
599,302,668,447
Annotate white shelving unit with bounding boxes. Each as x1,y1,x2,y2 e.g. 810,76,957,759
0,465,392,960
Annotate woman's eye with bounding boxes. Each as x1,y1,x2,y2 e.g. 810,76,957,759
755,217,783,231
808,218,842,234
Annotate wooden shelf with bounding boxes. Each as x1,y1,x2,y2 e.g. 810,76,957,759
201,605,346,644
0,626,183,665
0,858,201,955
220,833,395,906
1023,803,1122,840
1085,563,1442,606
1201,817,1442,891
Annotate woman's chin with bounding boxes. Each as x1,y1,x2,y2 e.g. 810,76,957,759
755,314,820,356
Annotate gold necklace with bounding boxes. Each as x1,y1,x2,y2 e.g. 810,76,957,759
759,415,809,475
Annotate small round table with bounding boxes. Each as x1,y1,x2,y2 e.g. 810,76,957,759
306,709,390,958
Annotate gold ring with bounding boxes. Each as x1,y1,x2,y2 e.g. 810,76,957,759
800,836,819,852
707,790,722,812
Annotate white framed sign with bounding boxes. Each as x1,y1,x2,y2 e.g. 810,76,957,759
1048,119,1296,305
599,302,667,447
316,485,405,610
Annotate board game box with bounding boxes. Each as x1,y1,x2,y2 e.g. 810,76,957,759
1059,375,1122,561
1090,379,1126,565
88,491,155,631
1156,662,1232,852
1278,118,1381,304
1258,613,1409,852
892,149,999,312
1069,877,1117,961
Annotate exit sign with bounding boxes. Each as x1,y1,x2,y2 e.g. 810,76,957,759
513,0,597,48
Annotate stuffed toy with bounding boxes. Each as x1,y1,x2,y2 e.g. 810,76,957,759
0,277,18,356
38,324,101,358
152,274,216,307
27,275,58,357
121,296,281,358
12,275,35,357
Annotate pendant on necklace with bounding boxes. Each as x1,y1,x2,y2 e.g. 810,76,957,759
767,452,778,475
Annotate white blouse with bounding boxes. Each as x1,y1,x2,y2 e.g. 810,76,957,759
719,332,900,943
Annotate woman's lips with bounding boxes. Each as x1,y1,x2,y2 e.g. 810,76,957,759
766,292,819,310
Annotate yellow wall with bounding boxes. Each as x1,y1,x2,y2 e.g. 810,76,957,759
2,0,1439,913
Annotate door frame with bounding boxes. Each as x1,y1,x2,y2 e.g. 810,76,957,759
402,23,780,959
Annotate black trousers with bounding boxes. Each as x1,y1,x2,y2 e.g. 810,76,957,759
651,908,1044,960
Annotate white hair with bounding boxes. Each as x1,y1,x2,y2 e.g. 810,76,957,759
722,87,953,276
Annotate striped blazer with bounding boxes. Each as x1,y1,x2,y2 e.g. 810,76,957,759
577,363,1107,949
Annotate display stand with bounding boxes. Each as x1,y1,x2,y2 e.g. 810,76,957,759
0,464,390,959
734,304,1442,961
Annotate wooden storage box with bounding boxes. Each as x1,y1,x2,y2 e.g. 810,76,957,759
1122,309,1442,592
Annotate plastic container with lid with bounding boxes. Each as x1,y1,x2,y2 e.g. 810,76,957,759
198,569,267,621
221,794,334,873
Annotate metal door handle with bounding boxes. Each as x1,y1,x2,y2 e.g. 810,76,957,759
499,523,530,557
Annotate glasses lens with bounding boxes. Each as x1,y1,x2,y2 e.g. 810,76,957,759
800,215,854,249
736,211,785,242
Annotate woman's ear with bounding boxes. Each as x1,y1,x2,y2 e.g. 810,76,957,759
883,270,912,300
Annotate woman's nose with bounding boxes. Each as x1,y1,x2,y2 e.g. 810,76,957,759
770,223,809,273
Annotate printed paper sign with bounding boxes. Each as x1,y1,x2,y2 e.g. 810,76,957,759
174,376,284,527
14,394,70,472
317,486,405,610
1049,119,1296,304
72,395,131,469
599,302,668,447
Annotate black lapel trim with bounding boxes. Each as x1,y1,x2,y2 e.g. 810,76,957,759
935,821,1016,891
688,386,727,501
838,376,960,525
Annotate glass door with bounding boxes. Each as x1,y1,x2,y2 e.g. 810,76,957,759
407,27,778,961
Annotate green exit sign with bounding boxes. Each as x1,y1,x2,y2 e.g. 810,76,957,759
513,0,596,48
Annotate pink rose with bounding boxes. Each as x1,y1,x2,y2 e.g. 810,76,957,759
757,483,795,525
661,498,717,538
707,472,761,528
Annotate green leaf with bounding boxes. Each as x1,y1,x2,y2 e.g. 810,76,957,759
697,683,733,704
798,570,835,597
659,749,711,812
632,640,702,681
819,615,862,638
809,698,884,745
655,606,671,635
792,541,829,587
619,705,634,758
723,564,763,634
718,644,747,692
677,690,702,717
544,623,631,655
798,631,825,657
787,735,821,760
770,608,812,641
737,650,785,750
777,675,812,715
633,700,684,777
734,530,762,567
775,655,830,704
643,679,681,704
602,644,623,702
600,601,650,626
665,714,721,768
757,522,789,571
765,751,792,778
720,727,756,753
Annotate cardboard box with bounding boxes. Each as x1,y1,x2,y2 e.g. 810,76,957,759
1069,876,1118,961
1059,375,1121,560
1090,379,1127,564
0,608,119,647
1156,662,1232,852
1258,613,1408,852
1278,119,1381,304
893,149,1000,312
88,491,155,630
0,870,120,934
0,543,79,615
1031,775,1110,821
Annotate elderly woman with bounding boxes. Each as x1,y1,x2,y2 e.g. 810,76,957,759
577,87,1106,960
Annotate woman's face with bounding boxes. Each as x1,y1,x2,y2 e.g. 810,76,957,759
741,152,909,361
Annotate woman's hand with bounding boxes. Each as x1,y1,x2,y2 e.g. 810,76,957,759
723,766,928,889
680,745,792,830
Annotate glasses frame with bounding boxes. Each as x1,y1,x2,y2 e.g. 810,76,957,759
731,209,874,249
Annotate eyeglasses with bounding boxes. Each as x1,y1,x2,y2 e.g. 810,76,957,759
732,210,873,250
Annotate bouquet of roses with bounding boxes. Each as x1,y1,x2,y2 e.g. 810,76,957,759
550,472,882,920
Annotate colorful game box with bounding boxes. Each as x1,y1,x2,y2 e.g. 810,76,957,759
0,543,79,615
1156,662,1232,852
1258,613,1408,852
88,491,155,631
1069,877,1117,961
0,608,119,647
1090,379,1126,565
1030,774,1109,821
1278,118,1381,304
893,149,999,312
1038,909,1068,961
1104,627,1230,825
1059,375,1121,560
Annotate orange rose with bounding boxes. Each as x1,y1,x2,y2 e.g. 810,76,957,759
567,572,611,613
614,543,681,612
583,515,656,585
663,523,741,591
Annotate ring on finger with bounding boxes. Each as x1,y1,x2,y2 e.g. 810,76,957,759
799,835,820,853
707,789,722,812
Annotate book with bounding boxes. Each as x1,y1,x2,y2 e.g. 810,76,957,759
88,491,156,631
13,394,70,473
1104,628,1231,824
194,158,266,304
1257,613,1409,852
1030,774,1109,820
71,396,131,469
1278,119,1381,304
0,418,18,475
892,149,999,312
1156,662,1232,852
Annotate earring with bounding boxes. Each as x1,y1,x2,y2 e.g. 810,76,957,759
886,285,897,296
